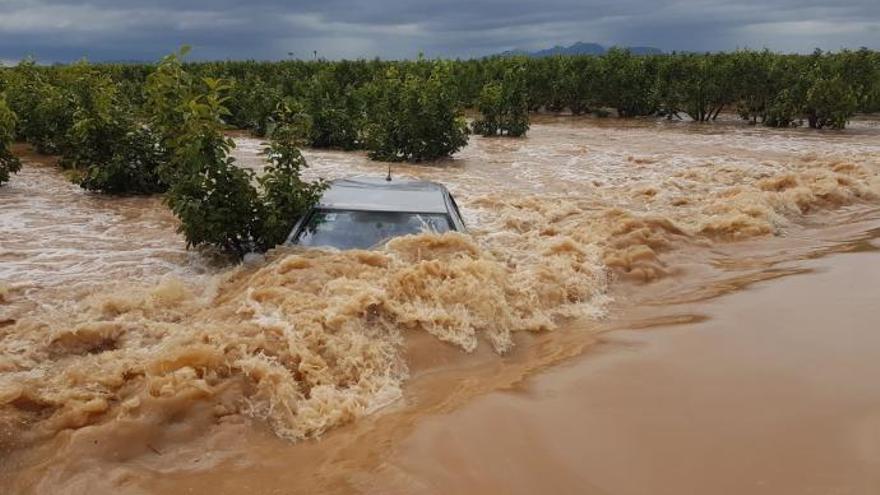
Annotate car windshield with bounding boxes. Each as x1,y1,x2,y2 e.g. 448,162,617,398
294,209,454,249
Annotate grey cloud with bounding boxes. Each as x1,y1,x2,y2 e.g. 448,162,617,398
0,0,878,62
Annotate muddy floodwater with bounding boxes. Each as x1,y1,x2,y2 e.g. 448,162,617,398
1,115,880,494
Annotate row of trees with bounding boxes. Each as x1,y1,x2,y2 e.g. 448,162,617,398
198,48,880,133
472,48,879,128
3,48,876,168
1,47,878,254
0,60,167,193
0,48,326,258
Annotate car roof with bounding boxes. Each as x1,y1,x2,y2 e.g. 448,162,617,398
318,176,452,214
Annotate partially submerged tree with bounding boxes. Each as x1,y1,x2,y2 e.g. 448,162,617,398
602,48,659,118
0,95,21,186
226,75,282,137
732,50,775,124
363,62,469,162
257,100,327,250
802,52,859,129
60,62,167,193
560,56,605,115
472,64,530,137
148,47,325,258
300,67,365,150
657,53,734,122
3,60,76,155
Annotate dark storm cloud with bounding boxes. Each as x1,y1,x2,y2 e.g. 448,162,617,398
0,0,878,63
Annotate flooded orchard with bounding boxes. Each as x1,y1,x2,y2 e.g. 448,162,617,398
2,115,880,494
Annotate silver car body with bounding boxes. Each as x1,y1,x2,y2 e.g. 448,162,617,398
286,176,466,249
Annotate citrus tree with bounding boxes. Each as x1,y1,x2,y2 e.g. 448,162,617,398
657,53,735,122
3,60,76,154
301,67,365,150
363,62,469,162
472,64,529,137
256,100,327,250
226,75,282,137
803,53,859,129
148,47,324,258
602,48,659,117
0,95,21,186
57,62,168,193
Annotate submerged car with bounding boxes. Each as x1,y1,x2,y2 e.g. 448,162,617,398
286,176,466,250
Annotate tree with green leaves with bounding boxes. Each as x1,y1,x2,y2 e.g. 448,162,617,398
732,50,775,124
804,74,858,129
760,56,807,127
657,53,734,122
802,53,859,129
0,95,21,186
148,47,324,258
256,101,327,250
77,124,167,194
472,64,530,137
53,62,167,193
3,60,76,154
300,67,365,150
226,75,282,137
363,62,469,162
159,78,259,255
602,48,659,118
560,56,605,115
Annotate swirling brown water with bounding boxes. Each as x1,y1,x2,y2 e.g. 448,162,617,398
1,115,880,493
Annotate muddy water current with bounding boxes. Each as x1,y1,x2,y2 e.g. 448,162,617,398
1,115,880,493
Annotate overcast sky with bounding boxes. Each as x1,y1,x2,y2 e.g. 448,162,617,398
0,0,878,63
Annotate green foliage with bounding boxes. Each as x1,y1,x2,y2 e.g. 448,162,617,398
804,74,857,129
363,62,469,162
149,50,259,255
523,57,554,112
836,48,880,113
167,149,262,257
0,95,21,186
78,125,167,194
732,50,775,124
301,68,365,149
257,115,327,250
559,56,605,115
3,60,76,154
657,53,734,122
764,89,802,128
150,48,324,258
54,62,168,193
543,57,569,112
2,60,166,193
146,48,236,187
60,62,124,170
801,53,859,129
602,48,659,117
226,76,282,137
3,47,880,199
760,57,808,127
472,64,530,137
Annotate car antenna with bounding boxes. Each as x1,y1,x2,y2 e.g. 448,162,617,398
386,164,392,182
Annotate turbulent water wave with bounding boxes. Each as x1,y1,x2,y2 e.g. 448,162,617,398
0,230,610,445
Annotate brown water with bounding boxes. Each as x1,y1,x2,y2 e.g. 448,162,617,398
1,115,880,493
363,233,880,495
0,147,207,322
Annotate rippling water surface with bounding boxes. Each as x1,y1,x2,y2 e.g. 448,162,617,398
1,115,879,493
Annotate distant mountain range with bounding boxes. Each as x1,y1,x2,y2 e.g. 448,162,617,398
496,41,664,57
